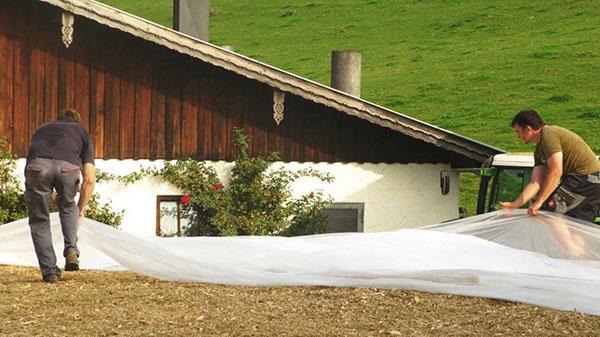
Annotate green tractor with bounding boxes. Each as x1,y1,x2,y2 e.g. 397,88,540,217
476,153,600,224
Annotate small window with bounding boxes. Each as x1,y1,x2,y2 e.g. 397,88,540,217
156,195,192,236
322,202,364,233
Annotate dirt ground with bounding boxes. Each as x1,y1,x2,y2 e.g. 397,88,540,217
1,265,599,337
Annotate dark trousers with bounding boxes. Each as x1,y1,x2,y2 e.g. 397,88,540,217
542,171,600,223
25,158,80,278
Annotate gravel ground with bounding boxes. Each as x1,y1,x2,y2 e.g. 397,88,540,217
1,264,599,337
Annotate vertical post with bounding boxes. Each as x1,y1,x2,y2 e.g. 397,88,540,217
173,0,210,42
330,50,362,97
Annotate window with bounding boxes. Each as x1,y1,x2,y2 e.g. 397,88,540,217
322,202,364,233
488,168,532,212
155,195,192,236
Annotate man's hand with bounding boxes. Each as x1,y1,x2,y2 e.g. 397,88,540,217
77,163,95,219
528,201,542,216
499,201,518,216
499,201,517,210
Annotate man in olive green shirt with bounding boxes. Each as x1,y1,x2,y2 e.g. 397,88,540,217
500,109,600,223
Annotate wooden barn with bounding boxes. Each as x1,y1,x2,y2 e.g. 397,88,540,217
0,0,502,235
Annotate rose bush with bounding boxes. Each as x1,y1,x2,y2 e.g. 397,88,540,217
180,195,191,206
161,128,333,237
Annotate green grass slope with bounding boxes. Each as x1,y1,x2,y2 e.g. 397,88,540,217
99,0,600,154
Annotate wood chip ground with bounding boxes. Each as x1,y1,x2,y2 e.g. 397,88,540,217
1,265,599,336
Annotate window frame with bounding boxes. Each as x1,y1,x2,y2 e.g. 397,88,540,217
322,202,365,233
155,195,184,236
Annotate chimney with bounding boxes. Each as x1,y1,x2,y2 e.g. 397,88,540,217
330,50,361,97
173,0,210,41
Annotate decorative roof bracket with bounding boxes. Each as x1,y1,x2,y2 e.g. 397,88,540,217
61,12,74,48
273,89,285,126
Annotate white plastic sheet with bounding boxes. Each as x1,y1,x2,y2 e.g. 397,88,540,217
2,210,600,315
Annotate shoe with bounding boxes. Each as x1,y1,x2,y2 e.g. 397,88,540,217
43,274,60,283
65,249,80,271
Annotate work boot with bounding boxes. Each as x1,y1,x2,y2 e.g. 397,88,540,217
43,274,60,283
65,249,79,271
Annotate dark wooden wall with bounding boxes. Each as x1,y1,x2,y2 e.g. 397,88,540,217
0,0,471,165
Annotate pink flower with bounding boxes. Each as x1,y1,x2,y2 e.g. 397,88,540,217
180,195,191,205
214,182,223,191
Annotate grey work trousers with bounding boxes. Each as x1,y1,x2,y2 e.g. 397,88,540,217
25,158,81,278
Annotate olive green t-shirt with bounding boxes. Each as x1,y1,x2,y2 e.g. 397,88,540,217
534,125,600,175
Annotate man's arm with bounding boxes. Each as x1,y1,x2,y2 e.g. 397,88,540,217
78,163,96,217
500,164,545,210
528,152,563,215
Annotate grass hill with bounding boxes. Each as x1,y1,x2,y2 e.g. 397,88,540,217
99,0,600,153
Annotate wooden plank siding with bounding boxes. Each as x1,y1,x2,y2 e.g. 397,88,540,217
196,64,213,159
12,1,31,156
0,0,468,165
28,12,44,145
150,47,167,160
0,1,15,150
104,34,121,159
119,38,136,160
89,24,106,159
180,56,199,158
43,12,60,126
73,17,91,132
133,42,153,160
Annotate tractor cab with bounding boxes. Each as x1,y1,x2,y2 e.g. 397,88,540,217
476,154,534,214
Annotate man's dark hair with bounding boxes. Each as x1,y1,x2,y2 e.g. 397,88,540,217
58,108,81,123
511,108,544,129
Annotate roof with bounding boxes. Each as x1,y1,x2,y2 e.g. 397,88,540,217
491,154,534,167
40,0,504,163
491,154,600,168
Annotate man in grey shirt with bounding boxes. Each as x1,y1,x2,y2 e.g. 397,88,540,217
25,109,96,283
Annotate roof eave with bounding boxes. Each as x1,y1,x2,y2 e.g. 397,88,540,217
40,0,504,163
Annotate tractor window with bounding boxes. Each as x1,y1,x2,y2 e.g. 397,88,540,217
487,168,532,212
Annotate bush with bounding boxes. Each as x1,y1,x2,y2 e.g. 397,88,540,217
280,192,331,237
84,193,124,230
162,128,333,236
0,137,27,224
160,159,224,236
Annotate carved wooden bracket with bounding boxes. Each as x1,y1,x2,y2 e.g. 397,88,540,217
61,12,74,48
273,90,285,125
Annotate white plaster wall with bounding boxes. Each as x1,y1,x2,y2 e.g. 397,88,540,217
278,162,459,232
15,159,458,235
